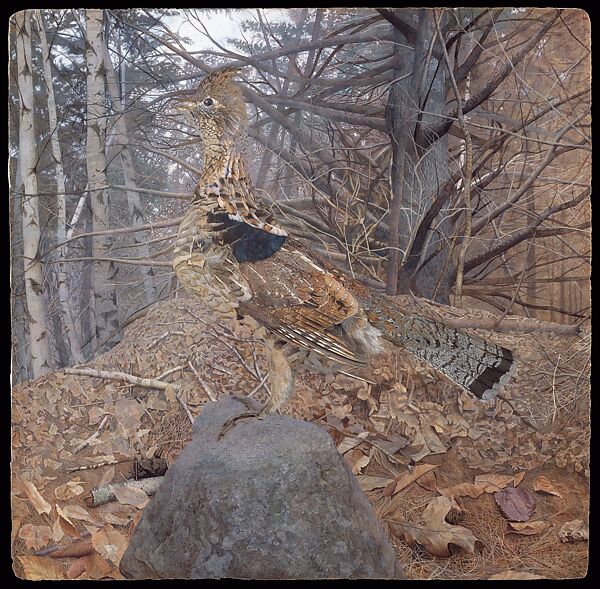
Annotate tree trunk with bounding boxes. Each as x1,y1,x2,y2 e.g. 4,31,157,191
36,9,85,363
387,9,452,301
103,36,157,305
85,8,120,349
10,153,32,382
15,10,51,377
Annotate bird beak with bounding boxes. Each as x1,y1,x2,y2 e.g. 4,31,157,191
174,101,194,113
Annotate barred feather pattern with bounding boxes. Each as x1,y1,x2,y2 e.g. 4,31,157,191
172,195,252,320
366,296,516,400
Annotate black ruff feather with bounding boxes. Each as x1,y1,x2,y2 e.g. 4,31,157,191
207,211,287,262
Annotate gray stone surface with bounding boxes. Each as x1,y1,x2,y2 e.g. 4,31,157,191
120,396,403,579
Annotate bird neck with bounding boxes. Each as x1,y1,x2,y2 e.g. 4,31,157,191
198,139,249,187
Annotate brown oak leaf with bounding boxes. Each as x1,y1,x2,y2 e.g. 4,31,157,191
388,496,482,558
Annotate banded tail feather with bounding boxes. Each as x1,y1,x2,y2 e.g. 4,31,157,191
367,297,516,400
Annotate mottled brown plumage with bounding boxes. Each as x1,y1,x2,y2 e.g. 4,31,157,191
172,68,517,422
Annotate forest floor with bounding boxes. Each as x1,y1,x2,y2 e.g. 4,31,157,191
11,295,589,580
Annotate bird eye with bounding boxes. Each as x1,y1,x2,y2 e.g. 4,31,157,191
203,98,214,107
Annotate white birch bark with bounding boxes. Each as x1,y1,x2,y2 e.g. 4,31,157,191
103,40,157,304
35,10,84,363
85,9,120,348
15,10,51,377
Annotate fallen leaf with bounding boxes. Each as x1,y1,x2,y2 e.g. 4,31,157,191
416,469,437,491
56,505,80,538
99,466,116,488
51,517,64,542
92,525,128,565
67,558,87,579
18,524,53,550
97,502,134,526
494,487,536,521
80,553,113,579
357,475,392,491
533,475,563,498
440,483,486,500
12,516,24,545
113,485,150,509
507,520,550,535
513,471,526,486
20,479,51,516
392,464,438,495
389,496,482,558
17,556,64,580
489,570,546,580
344,448,371,475
474,473,516,492
62,504,98,524
558,519,589,543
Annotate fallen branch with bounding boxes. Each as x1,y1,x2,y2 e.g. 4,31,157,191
438,317,581,336
86,476,165,508
64,367,178,391
66,458,131,472
32,532,91,557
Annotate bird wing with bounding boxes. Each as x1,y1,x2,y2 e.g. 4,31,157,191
238,246,366,366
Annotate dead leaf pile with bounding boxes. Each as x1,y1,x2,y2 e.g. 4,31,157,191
11,294,590,579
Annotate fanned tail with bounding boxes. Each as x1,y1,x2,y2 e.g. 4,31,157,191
367,297,516,400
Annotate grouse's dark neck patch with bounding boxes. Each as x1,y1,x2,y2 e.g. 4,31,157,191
207,211,286,262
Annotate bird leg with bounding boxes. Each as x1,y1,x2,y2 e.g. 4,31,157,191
218,339,296,439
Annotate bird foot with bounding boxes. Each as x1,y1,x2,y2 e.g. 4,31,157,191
217,396,276,440
218,410,260,440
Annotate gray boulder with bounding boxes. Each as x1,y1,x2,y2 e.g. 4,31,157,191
120,396,403,579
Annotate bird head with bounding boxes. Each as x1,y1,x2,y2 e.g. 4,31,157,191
175,67,247,145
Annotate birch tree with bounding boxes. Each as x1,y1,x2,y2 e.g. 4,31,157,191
103,37,157,305
85,8,120,348
15,10,51,376
35,10,84,363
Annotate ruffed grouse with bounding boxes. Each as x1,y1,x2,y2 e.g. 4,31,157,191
172,68,516,427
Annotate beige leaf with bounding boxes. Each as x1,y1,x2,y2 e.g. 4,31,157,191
393,464,438,495
55,480,85,501
113,485,150,509
507,520,551,535
18,524,53,551
97,502,135,526
62,504,98,524
357,475,392,491
389,496,482,558
17,556,64,580
11,495,30,517
440,483,487,500
20,478,51,515
416,469,438,491
489,570,546,580
67,480,85,495
56,504,80,537
513,471,526,487
67,558,87,580
51,517,64,542
80,553,113,580
344,448,371,475
474,473,516,492
99,466,116,488
12,516,24,544
165,384,178,403
337,431,368,454
92,525,128,565
533,475,563,498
